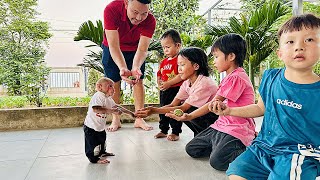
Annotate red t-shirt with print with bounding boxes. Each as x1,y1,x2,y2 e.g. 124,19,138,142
157,57,182,88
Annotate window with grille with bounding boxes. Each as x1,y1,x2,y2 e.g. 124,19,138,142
49,72,80,88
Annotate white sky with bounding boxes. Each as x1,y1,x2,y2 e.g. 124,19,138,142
36,0,310,68
36,0,240,67
36,0,111,67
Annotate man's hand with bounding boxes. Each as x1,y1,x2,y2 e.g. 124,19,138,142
120,68,133,84
131,69,142,85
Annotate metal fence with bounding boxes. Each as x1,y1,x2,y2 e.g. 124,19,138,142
49,72,80,88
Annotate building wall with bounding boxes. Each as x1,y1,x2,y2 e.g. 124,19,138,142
0,67,88,97
47,67,87,97
0,85,6,96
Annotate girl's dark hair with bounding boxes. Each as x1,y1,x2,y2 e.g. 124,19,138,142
160,29,181,44
277,14,320,39
211,33,247,67
178,47,210,76
137,0,151,4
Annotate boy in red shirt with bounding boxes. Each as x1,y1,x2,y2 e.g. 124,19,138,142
155,29,184,141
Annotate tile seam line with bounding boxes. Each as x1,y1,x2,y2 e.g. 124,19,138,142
24,129,53,180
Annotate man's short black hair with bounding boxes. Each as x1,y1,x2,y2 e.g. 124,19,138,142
137,0,151,4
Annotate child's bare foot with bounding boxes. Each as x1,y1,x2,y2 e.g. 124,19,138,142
134,118,153,131
97,159,110,164
167,134,179,141
154,132,167,139
107,120,121,132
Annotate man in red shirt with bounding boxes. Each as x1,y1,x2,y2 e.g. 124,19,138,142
102,0,156,131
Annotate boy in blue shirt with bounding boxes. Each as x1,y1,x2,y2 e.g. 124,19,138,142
211,14,320,179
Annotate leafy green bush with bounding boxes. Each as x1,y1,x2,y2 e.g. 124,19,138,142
121,91,134,104
0,94,159,109
88,69,104,96
0,96,29,109
314,62,320,75
0,96,91,109
145,90,159,104
42,96,91,107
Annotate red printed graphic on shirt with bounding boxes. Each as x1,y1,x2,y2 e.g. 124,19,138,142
157,57,182,87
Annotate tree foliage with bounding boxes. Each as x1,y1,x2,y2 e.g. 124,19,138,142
150,0,206,40
74,20,104,47
259,1,320,75
304,2,320,16
0,0,51,106
206,0,289,88
87,69,103,96
74,20,163,72
74,0,207,69
304,1,320,77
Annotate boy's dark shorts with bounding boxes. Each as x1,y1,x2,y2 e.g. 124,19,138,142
102,44,145,82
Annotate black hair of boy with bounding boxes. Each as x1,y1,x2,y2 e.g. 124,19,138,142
211,33,247,67
277,13,320,39
178,47,210,76
136,0,151,4
160,29,182,44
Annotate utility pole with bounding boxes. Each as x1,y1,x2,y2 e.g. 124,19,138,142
292,0,303,15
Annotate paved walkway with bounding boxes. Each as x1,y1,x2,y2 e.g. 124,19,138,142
1,117,317,180
0,122,228,180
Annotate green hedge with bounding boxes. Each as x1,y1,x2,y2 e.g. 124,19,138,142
0,96,91,109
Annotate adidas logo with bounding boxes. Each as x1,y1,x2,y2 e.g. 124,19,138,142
276,99,302,110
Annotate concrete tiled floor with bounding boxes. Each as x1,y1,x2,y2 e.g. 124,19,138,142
1,117,318,180
0,122,228,180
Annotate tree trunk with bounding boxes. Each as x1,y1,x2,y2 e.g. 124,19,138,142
14,80,22,96
248,60,255,91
